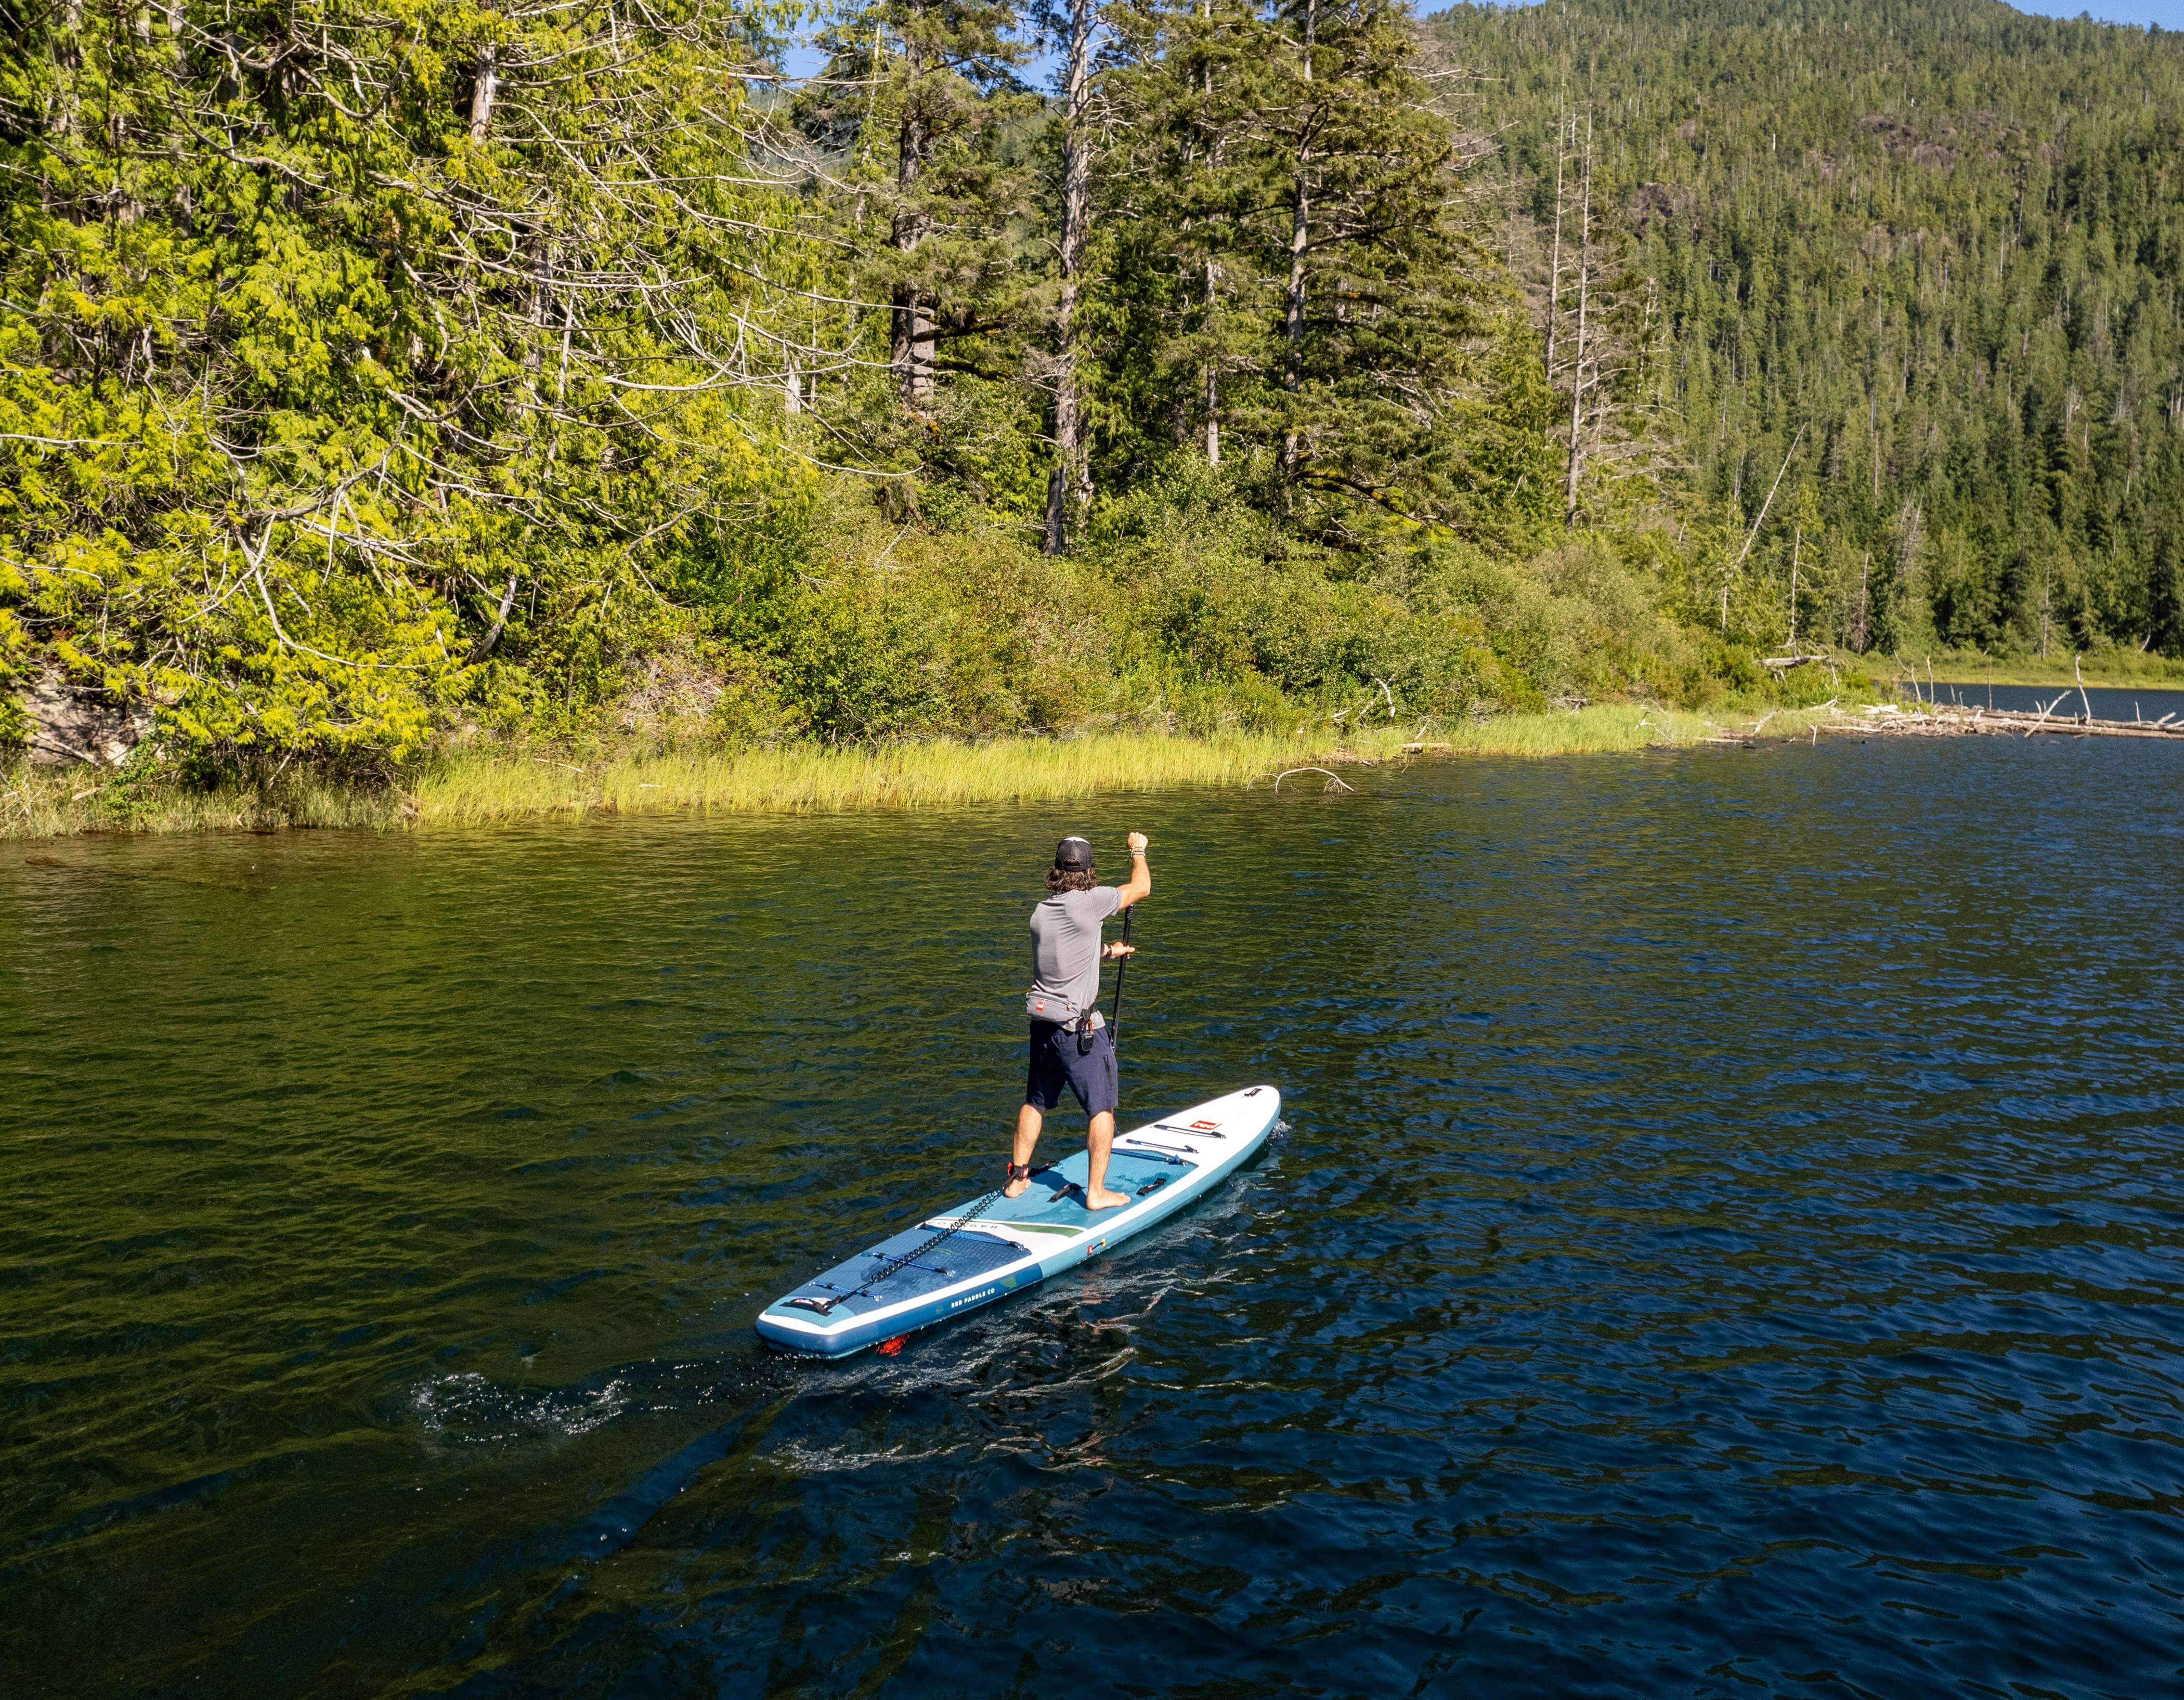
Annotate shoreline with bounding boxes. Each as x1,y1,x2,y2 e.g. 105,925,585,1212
2,704,1844,844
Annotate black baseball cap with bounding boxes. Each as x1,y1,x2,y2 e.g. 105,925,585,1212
1054,835,1095,871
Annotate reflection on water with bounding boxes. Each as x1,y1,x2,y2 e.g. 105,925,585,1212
4,735,2182,1697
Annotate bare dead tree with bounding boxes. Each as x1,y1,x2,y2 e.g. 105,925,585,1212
1279,0,1319,489
1044,0,1098,554
1563,110,1592,526
1544,106,1568,382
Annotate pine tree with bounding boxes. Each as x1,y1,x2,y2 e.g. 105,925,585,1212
1251,0,1503,529
798,0,1035,415
1101,0,1527,539
1100,0,1277,479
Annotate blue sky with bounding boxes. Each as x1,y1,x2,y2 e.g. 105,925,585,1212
777,0,2175,79
2009,0,2181,23
777,0,2179,82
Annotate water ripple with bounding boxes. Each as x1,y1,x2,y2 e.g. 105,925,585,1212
3,739,2182,1696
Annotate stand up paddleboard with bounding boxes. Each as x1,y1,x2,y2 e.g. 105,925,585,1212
755,1084,1281,1358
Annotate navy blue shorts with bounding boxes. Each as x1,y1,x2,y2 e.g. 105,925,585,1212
1025,1020,1119,1118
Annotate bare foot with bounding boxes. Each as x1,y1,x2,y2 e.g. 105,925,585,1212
1004,1173,1032,1199
1084,1186,1130,1211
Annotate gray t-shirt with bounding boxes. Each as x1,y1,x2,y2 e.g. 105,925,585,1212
1026,885,1122,1024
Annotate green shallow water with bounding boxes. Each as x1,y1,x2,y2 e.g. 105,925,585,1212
3,737,2182,1697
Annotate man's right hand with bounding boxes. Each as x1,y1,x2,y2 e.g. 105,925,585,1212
1117,830,1152,907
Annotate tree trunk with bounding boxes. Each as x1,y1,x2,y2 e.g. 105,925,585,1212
1280,0,1317,487
1204,253,1221,467
1545,109,1566,381
1200,9,1221,468
1044,0,1096,556
469,571,521,663
468,41,499,143
891,282,937,411
1563,113,1592,528
892,25,937,412
56,0,84,141
1787,526,1801,651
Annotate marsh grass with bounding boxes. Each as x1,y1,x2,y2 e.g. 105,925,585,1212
1,763,398,841
4,703,1816,842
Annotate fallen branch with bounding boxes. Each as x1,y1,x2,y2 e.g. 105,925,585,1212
1270,766,1356,794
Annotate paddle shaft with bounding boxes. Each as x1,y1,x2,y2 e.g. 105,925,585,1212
1109,906,1132,1044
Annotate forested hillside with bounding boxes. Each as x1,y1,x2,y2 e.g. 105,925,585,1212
4,0,2179,784
1427,0,2184,657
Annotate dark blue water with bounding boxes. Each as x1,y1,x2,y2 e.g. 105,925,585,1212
5,737,2183,1697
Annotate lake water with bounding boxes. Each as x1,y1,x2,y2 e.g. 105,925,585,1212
1913,678,2184,722
5,737,2183,1698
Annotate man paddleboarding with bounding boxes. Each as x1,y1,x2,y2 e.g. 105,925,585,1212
1007,831,1150,1209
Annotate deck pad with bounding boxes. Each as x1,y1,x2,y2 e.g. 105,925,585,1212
968,1148,1192,1230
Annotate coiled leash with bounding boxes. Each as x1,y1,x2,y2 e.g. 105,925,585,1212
791,1182,1012,1315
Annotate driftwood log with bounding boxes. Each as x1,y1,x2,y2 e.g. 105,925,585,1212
1826,704,2184,742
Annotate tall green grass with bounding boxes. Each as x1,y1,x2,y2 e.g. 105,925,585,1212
4,703,1825,842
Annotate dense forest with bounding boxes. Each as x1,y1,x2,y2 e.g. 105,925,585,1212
3,0,2179,775
1429,0,2184,657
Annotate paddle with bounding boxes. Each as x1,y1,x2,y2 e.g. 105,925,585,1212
1109,905,1132,1044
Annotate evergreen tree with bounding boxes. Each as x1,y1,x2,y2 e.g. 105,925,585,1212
797,0,1035,416
1031,0,1104,552
1101,0,1533,541
1100,0,1273,477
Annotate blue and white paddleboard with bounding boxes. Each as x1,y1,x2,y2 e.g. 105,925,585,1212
755,1084,1281,1358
